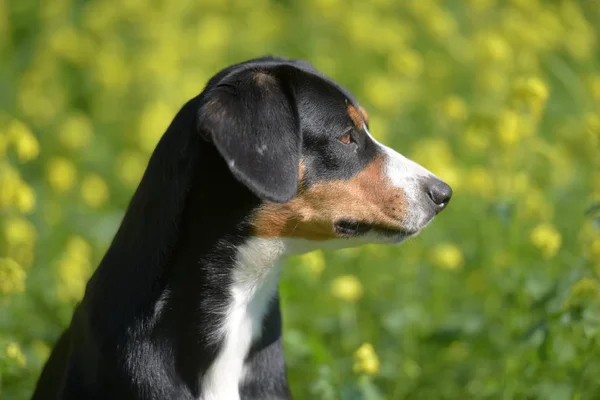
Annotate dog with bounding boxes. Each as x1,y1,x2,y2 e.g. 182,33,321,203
32,56,452,400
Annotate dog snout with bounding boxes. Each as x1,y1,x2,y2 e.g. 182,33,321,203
424,177,452,212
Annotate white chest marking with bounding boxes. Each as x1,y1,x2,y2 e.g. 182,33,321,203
199,238,285,400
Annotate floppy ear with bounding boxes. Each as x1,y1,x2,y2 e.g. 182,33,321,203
198,67,301,204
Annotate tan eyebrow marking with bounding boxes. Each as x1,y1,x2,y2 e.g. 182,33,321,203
358,105,369,125
347,104,364,128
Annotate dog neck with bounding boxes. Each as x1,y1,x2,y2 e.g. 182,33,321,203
148,147,289,399
82,131,291,398
188,239,286,400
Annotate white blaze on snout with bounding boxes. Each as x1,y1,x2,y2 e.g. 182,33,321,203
380,144,433,198
363,124,437,230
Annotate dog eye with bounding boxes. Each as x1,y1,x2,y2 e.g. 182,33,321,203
339,133,354,145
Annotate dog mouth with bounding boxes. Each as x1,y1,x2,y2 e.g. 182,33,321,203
333,219,417,239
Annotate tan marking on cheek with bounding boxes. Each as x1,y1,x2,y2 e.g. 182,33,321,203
347,105,364,129
298,160,306,181
298,159,307,191
251,155,409,240
358,105,369,125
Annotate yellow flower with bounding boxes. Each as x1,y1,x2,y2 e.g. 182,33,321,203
66,236,93,261
478,34,512,63
0,258,26,295
16,181,36,214
563,277,599,309
59,114,94,150
7,119,40,162
81,174,110,208
497,110,521,145
571,278,598,297
521,188,553,220
0,162,20,207
431,243,464,270
591,233,600,250
116,151,148,186
48,25,90,64
442,96,468,121
56,236,93,302
512,77,549,115
47,157,77,193
300,250,326,277
3,217,37,247
530,223,562,259
5,342,27,368
331,275,364,303
353,343,380,375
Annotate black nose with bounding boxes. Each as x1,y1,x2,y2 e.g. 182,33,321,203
425,178,452,211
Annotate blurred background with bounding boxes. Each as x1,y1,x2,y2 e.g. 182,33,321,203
1,0,600,398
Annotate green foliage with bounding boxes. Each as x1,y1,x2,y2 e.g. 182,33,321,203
1,0,600,398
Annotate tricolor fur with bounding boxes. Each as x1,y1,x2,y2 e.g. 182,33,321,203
33,57,452,400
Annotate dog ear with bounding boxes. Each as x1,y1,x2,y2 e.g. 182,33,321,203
198,66,301,204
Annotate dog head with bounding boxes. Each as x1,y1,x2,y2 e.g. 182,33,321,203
198,57,452,253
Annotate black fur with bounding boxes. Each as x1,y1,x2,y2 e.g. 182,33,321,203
32,56,378,400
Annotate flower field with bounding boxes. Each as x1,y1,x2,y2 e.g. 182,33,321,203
1,0,600,398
